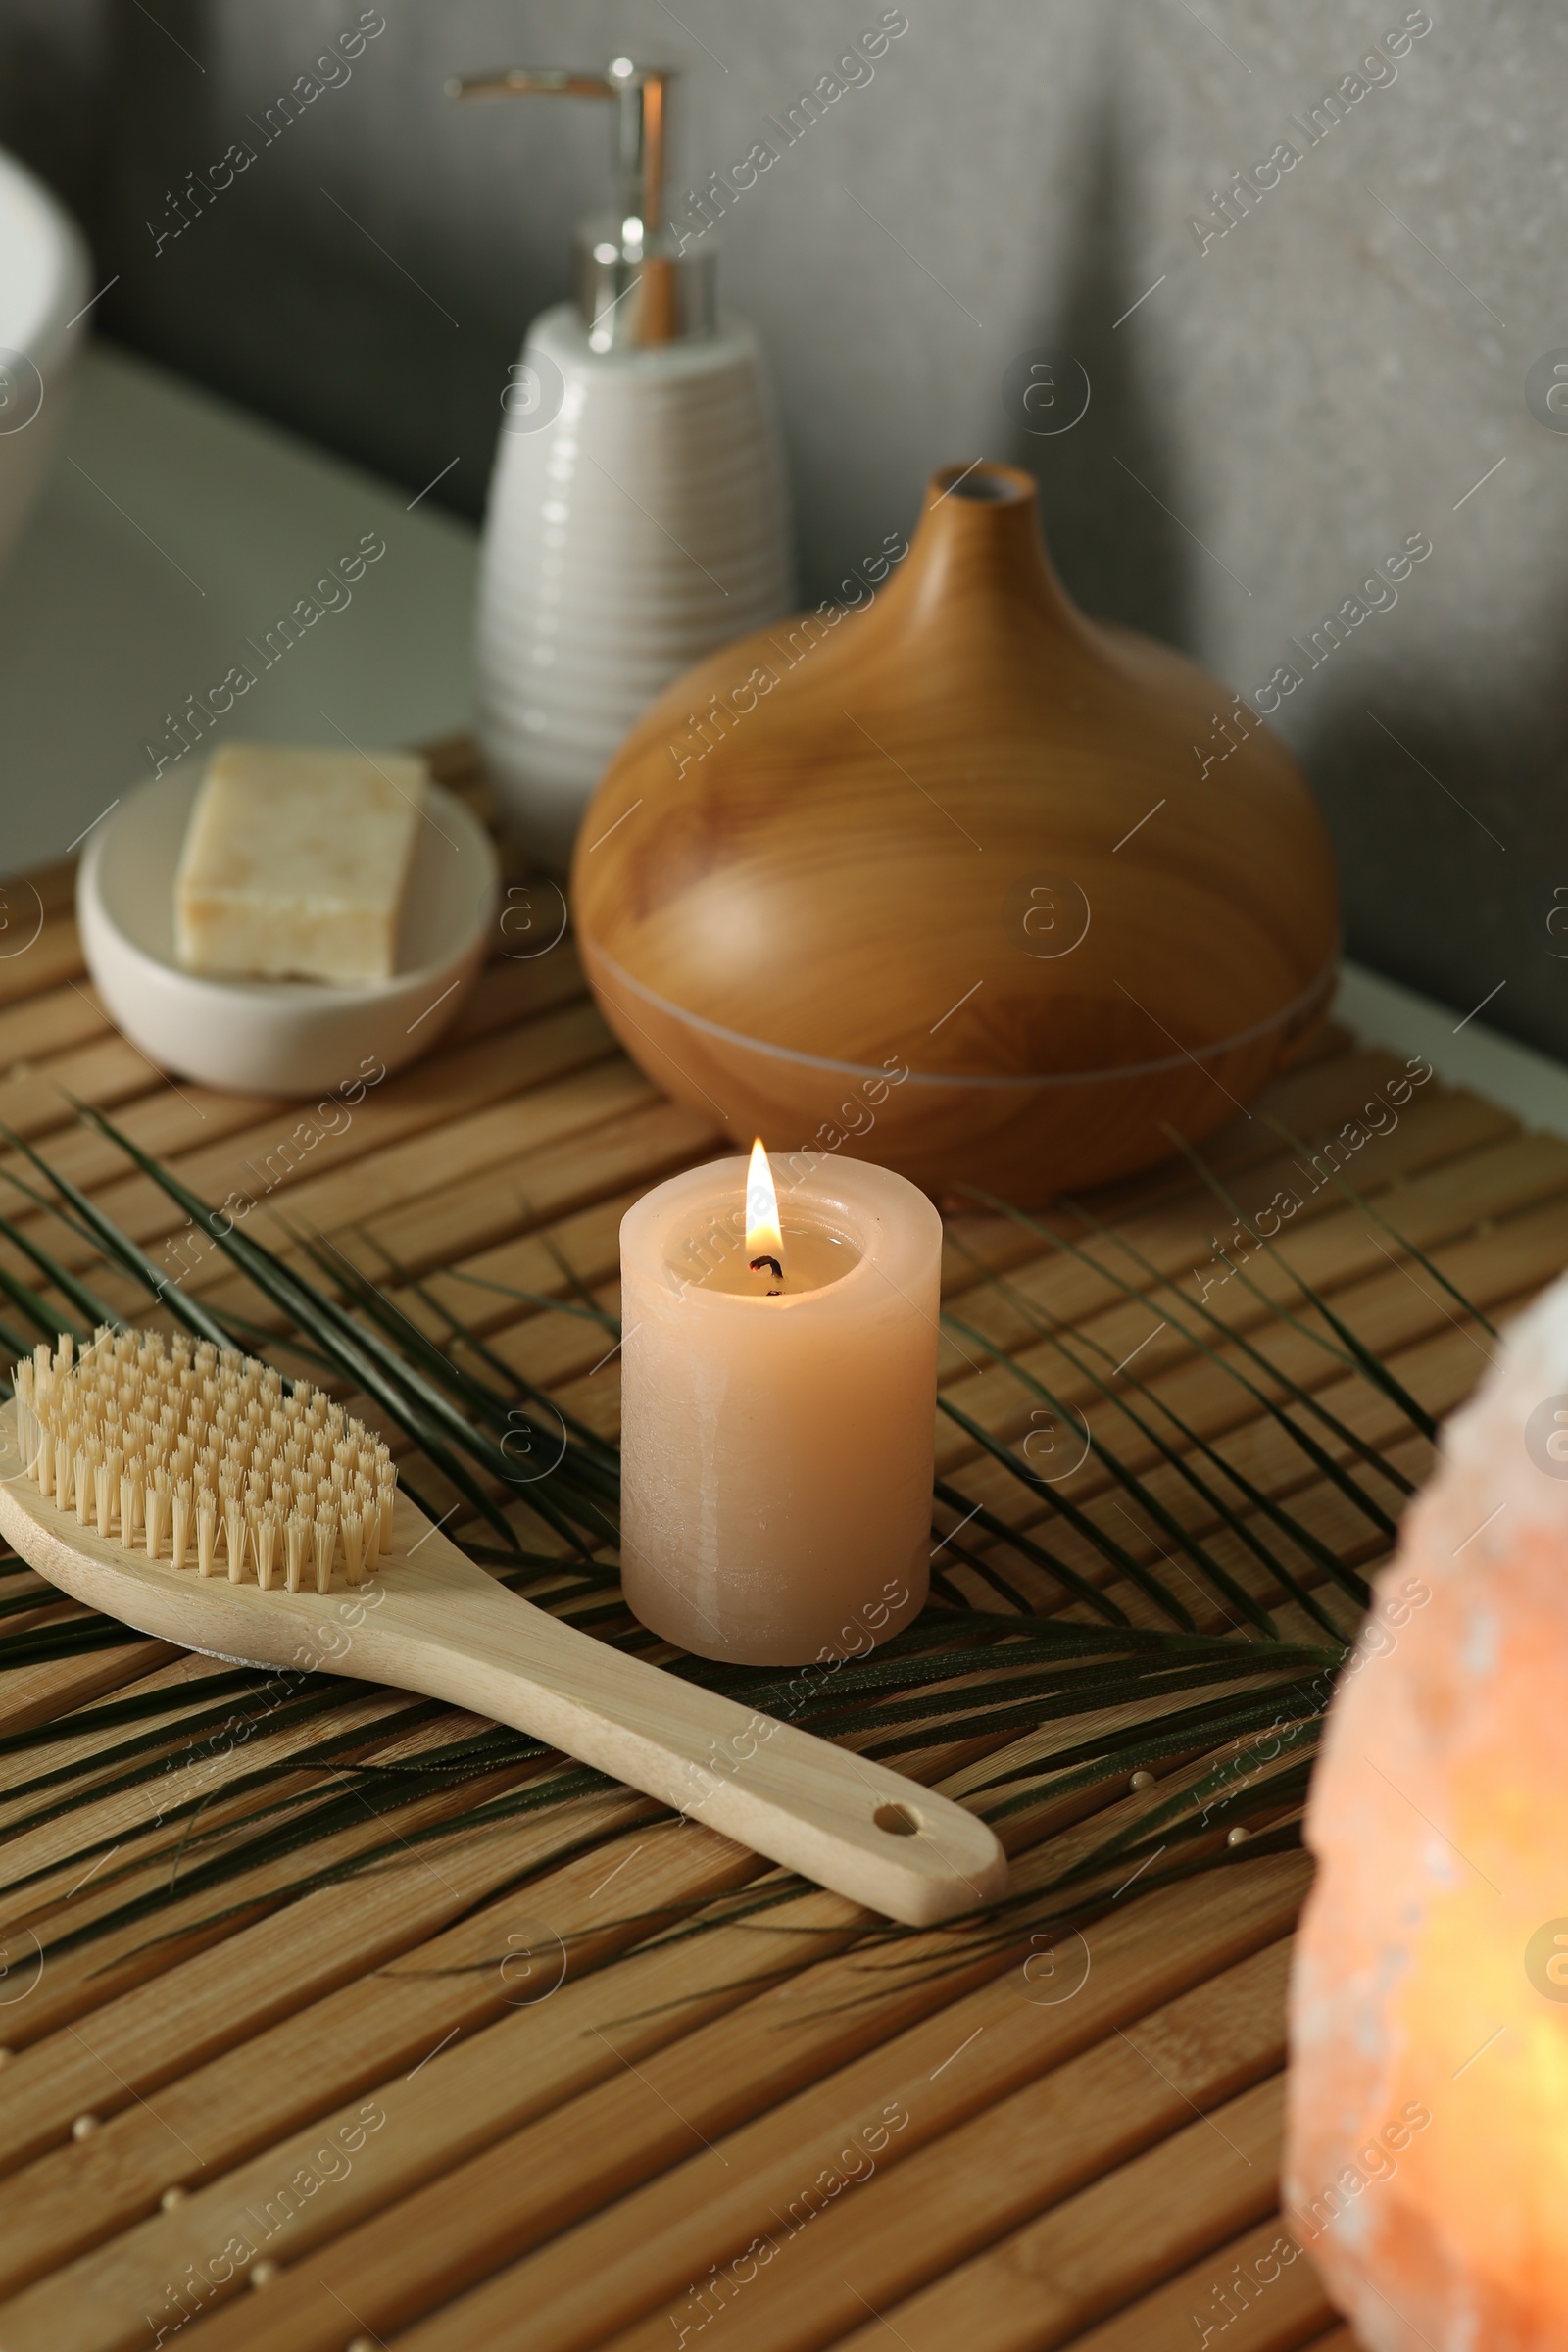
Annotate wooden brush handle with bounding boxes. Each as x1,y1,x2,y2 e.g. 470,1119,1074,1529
0,1408,1004,1926
342,1510,1008,1927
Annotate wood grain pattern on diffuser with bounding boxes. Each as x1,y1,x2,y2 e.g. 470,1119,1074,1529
571,462,1340,1204
0,1354,1004,1929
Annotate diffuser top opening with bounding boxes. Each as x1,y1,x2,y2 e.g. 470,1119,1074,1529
934,463,1030,503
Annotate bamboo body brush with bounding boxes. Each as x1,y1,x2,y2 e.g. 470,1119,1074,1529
0,1332,1005,1926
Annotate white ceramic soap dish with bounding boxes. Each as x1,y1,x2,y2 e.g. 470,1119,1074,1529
78,771,500,1097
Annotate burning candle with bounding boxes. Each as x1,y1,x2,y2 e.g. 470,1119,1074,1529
618,1144,941,1663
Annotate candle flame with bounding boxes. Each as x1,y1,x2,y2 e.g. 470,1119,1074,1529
746,1138,783,1272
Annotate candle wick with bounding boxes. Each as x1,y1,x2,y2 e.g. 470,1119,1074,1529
749,1254,783,1281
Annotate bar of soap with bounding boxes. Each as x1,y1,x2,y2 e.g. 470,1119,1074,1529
174,743,425,985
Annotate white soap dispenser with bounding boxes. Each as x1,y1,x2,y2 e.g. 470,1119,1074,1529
451,59,795,872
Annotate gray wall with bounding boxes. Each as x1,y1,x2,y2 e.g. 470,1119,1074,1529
6,0,1566,1056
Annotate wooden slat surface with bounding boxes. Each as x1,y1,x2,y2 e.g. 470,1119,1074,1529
0,759,1538,2348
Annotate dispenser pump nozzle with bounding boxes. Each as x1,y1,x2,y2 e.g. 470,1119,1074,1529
449,59,715,350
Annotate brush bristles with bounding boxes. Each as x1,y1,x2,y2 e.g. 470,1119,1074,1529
13,1330,396,1593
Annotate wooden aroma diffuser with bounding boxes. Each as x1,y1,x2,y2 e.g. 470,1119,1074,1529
571,462,1339,1202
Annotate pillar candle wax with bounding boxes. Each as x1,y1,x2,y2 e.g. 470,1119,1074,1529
618,1150,941,1665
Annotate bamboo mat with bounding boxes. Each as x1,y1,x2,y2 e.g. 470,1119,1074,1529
0,741,1551,2350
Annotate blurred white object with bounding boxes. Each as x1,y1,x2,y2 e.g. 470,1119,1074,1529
0,147,89,580
78,770,500,1097
455,60,792,873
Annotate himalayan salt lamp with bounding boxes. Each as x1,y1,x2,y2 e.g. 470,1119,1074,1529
1287,1273,1568,2347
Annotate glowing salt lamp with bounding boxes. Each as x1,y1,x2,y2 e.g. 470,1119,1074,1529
1288,1273,1568,2345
